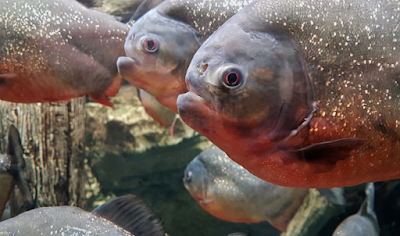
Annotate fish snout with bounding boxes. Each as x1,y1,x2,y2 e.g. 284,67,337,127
116,57,136,80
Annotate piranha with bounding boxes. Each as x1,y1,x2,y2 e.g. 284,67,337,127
0,125,33,219
138,88,178,135
177,0,400,188
183,145,345,231
117,0,254,113
0,0,129,107
333,183,379,236
0,194,165,236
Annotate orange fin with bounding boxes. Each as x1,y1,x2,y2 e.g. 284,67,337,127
105,76,122,97
281,138,367,172
89,94,114,107
169,115,178,136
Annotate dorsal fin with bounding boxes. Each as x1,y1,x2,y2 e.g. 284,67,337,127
359,183,376,217
129,0,164,22
92,195,165,236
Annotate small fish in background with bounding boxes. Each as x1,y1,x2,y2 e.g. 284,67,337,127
0,125,33,220
138,88,178,136
177,0,400,188
183,146,344,232
0,194,165,236
332,183,379,236
117,0,254,113
0,0,129,107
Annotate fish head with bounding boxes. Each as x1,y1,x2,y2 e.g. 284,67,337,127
177,22,313,156
118,9,200,112
183,155,210,203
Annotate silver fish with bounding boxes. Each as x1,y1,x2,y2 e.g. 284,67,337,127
0,0,129,107
0,195,164,236
184,146,344,231
0,125,33,219
177,0,400,188
117,0,254,113
333,183,379,236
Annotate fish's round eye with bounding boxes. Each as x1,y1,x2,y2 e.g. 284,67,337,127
222,69,242,87
185,171,192,180
143,38,158,53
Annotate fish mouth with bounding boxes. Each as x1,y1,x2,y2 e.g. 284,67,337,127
116,56,149,87
177,92,215,127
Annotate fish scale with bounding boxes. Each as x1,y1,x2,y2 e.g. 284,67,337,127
178,0,400,188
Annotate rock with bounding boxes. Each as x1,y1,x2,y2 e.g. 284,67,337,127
93,0,144,22
280,189,345,236
85,85,198,154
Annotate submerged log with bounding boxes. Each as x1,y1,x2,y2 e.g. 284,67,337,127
0,98,87,217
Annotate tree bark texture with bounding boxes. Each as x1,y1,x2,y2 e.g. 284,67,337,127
0,98,87,217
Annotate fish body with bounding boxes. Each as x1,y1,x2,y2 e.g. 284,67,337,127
178,0,400,188
0,195,164,236
0,0,129,107
333,183,379,235
117,0,253,113
184,145,309,231
0,125,33,219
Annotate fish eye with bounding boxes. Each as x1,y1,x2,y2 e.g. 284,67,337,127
222,68,242,88
185,171,192,180
142,37,159,53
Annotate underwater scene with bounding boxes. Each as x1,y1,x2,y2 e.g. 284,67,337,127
0,0,400,235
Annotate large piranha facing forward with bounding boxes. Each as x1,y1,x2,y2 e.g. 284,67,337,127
177,0,400,188
0,0,129,107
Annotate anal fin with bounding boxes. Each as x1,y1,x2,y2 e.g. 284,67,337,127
92,195,165,236
89,94,114,107
169,115,178,136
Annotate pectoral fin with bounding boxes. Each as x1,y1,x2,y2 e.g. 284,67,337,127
281,138,367,173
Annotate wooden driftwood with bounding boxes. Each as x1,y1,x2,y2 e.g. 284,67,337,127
0,98,87,217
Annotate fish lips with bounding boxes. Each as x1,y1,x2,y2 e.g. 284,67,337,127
116,56,148,87
177,91,218,135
